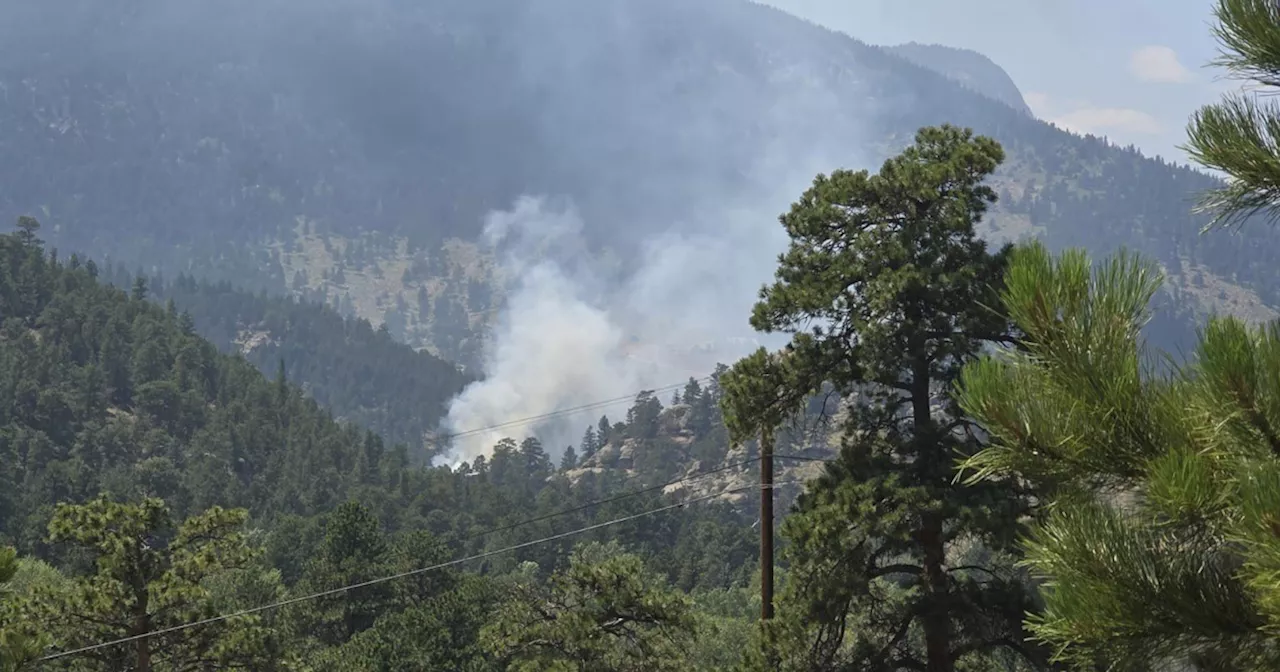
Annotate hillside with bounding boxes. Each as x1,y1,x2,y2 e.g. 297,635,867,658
564,381,830,517
0,220,765,667
2,0,1278,361
92,263,472,459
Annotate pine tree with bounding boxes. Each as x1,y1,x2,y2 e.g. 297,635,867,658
295,501,403,647
131,275,148,301
1184,0,1280,227
722,126,1042,671
0,547,43,672
13,216,40,249
597,415,612,447
683,377,703,406
519,437,552,478
560,446,579,472
957,242,1280,670
17,497,275,671
482,542,699,670
100,314,133,405
580,426,598,460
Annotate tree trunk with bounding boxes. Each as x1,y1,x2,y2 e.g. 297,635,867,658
135,633,151,672
760,430,774,622
912,363,953,672
130,557,152,672
132,607,151,672
920,513,952,672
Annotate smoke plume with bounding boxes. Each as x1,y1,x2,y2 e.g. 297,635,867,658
437,177,856,464
434,0,888,465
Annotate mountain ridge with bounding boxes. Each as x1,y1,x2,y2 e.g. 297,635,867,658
1,0,1276,360
881,41,1032,115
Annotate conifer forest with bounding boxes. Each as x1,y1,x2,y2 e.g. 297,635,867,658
6,0,1280,670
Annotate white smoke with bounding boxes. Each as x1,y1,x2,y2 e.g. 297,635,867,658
437,192,804,465
434,1,889,466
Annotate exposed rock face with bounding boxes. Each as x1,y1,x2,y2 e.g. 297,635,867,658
568,403,830,511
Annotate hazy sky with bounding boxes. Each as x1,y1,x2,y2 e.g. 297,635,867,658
766,0,1235,165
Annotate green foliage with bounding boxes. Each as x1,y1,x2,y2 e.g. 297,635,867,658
0,217,778,667
313,575,500,671
126,269,471,460
0,548,15,586
0,220,752,587
956,242,1280,669
0,547,45,672
482,542,701,671
723,125,1045,671
1184,0,1280,228
288,501,455,652
14,496,276,671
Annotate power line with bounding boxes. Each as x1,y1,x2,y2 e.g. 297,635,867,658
458,455,764,545
450,454,834,548
774,454,835,463
36,484,756,664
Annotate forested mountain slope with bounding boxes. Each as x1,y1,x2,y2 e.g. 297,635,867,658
2,0,1276,357
0,222,756,597
94,263,471,459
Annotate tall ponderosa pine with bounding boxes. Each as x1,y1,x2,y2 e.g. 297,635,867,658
14,497,276,671
722,125,1044,671
945,2,1280,668
955,242,1280,669
1184,0,1280,227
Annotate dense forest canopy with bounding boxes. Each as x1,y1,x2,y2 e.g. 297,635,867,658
107,266,472,461
0,220,771,668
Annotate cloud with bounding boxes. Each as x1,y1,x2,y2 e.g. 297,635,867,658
1051,106,1165,136
1024,91,1164,136
1128,45,1193,83
1022,91,1051,116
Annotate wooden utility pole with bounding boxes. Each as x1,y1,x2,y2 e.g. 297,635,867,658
760,427,774,621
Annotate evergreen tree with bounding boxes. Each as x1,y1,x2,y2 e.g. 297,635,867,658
17,497,276,671
626,392,662,441
312,576,498,671
482,542,699,671
683,377,703,406
519,437,552,478
0,547,42,672
131,275,148,301
722,126,1042,671
686,378,714,439
957,242,1280,670
13,216,40,248
560,445,579,472
597,415,612,446
1184,0,1280,228
580,426,598,461
292,501,396,647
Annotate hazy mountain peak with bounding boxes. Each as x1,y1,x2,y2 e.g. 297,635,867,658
881,41,1032,115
